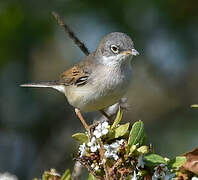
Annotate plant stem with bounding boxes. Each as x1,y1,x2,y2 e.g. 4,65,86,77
98,139,111,180
75,108,90,132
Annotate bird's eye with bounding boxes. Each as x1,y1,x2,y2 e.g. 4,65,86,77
110,45,119,54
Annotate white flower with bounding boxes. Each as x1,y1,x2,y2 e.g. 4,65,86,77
79,143,86,157
104,140,124,160
91,163,100,171
0,172,18,180
113,154,119,160
152,164,175,180
87,137,100,152
192,177,198,180
131,171,138,180
110,142,120,149
94,165,99,171
137,154,144,168
93,121,109,138
104,144,117,160
118,139,124,145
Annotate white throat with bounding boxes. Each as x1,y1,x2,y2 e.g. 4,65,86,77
101,54,133,66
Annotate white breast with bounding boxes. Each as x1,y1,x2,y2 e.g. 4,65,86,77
65,57,133,112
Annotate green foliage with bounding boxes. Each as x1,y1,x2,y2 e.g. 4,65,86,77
168,156,186,169
137,145,149,154
38,109,194,180
61,169,72,180
39,169,72,180
128,120,145,147
88,173,98,180
111,107,123,129
42,169,61,180
129,145,137,155
108,122,129,140
69,109,191,179
143,154,167,166
70,109,188,179
72,133,89,144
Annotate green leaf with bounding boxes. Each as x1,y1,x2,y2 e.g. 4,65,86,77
88,173,99,180
168,156,186,169
143,154,167,166
137,145,149,154
129,145,137,155
128,120,145,147
42,172,48,180
111,107,123,129
108,123,129,140
125,175,133,180
61,169,72,180
72,133,88,144
191,104,198,108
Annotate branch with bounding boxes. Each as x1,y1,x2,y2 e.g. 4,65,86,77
98,139,111,180
75,158,104,180
52,11,90,56
75,108,90,132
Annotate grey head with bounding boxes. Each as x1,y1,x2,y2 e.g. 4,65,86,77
95,32,139,65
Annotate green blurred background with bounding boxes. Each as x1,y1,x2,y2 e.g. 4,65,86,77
0,0,198,179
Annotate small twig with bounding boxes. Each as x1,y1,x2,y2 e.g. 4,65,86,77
98,139,111,180
75,158,104,180
52,11,90,56
111,159,122,173
75,108,90,131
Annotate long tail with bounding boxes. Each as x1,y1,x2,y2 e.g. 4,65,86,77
20,81,65,93
20,81,59,88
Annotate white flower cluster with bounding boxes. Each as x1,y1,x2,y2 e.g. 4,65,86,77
192,177,198,180
152,164,175,180
91,163,100,171
0,172,18,180
93,121,109,138
78,121,110,156
79,137,101,156
79,121,109,157
88,137,100,152
79,143,87,157
104,139,124,160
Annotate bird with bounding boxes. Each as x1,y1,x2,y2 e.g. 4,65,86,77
21,32,139,129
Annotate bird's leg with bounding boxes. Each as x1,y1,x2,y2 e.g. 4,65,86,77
75,108,90,131
99,110,112,123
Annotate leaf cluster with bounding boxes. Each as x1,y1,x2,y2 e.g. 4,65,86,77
36,108,198,180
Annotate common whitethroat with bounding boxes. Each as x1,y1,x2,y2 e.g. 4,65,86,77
21,32,139,125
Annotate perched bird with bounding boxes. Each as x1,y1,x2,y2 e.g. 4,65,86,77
21,32,139,127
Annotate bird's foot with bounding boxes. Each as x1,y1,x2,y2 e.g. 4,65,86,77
99,110,112,124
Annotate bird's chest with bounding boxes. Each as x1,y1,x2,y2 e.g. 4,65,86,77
65,63,132,112
94,64,132,97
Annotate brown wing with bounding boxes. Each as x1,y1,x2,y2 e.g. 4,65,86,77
58,53,95,86
59,65,89,86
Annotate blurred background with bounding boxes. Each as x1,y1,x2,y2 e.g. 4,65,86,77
0,0,198,179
